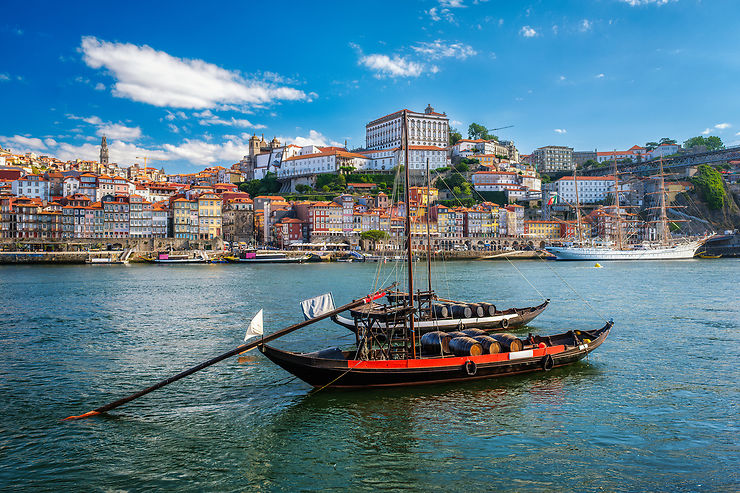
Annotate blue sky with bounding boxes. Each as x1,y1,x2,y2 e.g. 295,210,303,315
1,0,739,173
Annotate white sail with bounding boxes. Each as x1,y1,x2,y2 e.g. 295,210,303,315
244,309,264,341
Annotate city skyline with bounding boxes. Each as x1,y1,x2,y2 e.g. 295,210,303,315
1,0,739,173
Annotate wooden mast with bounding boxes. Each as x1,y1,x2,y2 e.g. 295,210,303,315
402,110,416,358
659,156,668,246
573,167,584,244
425,157,432,295
612,153,624,250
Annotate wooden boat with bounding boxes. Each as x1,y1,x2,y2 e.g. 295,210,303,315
332,298,550,333
261,110,609,390
260,322,611,389
86,257,126,264
62,109,612,419
697,252,722,259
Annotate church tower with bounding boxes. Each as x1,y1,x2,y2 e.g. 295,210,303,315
100,136,109,164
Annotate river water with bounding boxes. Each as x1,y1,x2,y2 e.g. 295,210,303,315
0,260,738,491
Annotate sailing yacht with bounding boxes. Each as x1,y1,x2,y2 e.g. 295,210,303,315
546,157,704,260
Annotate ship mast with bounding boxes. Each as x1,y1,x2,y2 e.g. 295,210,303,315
425,157,432,295
612,153,624,250
658,156,668,246
402,110,416,357
573,167,584,244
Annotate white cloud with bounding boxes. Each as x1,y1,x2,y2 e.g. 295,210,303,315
427,7,442,21
620,0,674,5
67,114,142,141
714,123,731,130
411,40,477,60
168,123,180,134
0,135,47,151
163,138,248,164
359,54,423,78
440,0,465,6
451,120,462,125
94,82,105,91
559,75,566,81
701,128,711,135
596,73,605,78
56,141,171,164
44,138,58,147
520,26,538,38
280,130,342,148
580,19,592,32
80,36,309,109
552,24,559,35
0,73,10,81
736,131,740,136
96,123,142,140
194,109,265,129
554,129,567,134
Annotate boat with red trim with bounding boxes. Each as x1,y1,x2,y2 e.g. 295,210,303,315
260,322,611,388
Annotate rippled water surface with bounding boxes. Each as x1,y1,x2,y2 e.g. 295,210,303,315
1,260,738,491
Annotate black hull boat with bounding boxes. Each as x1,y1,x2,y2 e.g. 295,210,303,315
260,322,611,389
332,299,550,334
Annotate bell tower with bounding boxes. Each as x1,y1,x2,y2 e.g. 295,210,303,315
100,136,109,164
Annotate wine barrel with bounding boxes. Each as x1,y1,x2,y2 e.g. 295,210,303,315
491,333,523,352
478,302,497,317
431,303,449,319
462,328,486,337
468,303,485,318
448,337,483,357
449,304,473,319
473,335,502,354
445,331,467,338
421,331,451,354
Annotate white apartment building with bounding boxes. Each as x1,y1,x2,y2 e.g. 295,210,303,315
278,149,371,179
530,146,574,173
554,176,622,204
366,105,449,150
11,175,50,201
451,139,520,162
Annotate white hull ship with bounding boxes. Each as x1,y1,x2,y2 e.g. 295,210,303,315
546,240,701,260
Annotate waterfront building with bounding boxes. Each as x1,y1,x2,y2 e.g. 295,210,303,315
173,198,197,240
530,146,574,173
78,173,98,200
102,195,130,239
129,195,153,238
366,105,449,150
524,220,562,239
553,175,618,204
11,175,50,202
197,192,222,240
151,203,169,238
222,195,254,245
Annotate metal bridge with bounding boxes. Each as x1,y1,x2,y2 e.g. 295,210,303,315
583,146,740,177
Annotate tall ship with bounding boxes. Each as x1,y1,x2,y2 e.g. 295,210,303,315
546,157,704,261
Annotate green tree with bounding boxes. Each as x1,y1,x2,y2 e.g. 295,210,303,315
360,230,389,242
684,135,724,151
645,141,659,151
582,159,599,168
659,137,677,145
455,162,470,172
295,184,312,194
449,127,463,146
691,164,726,209
467,123,498,141
434,173,468,191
